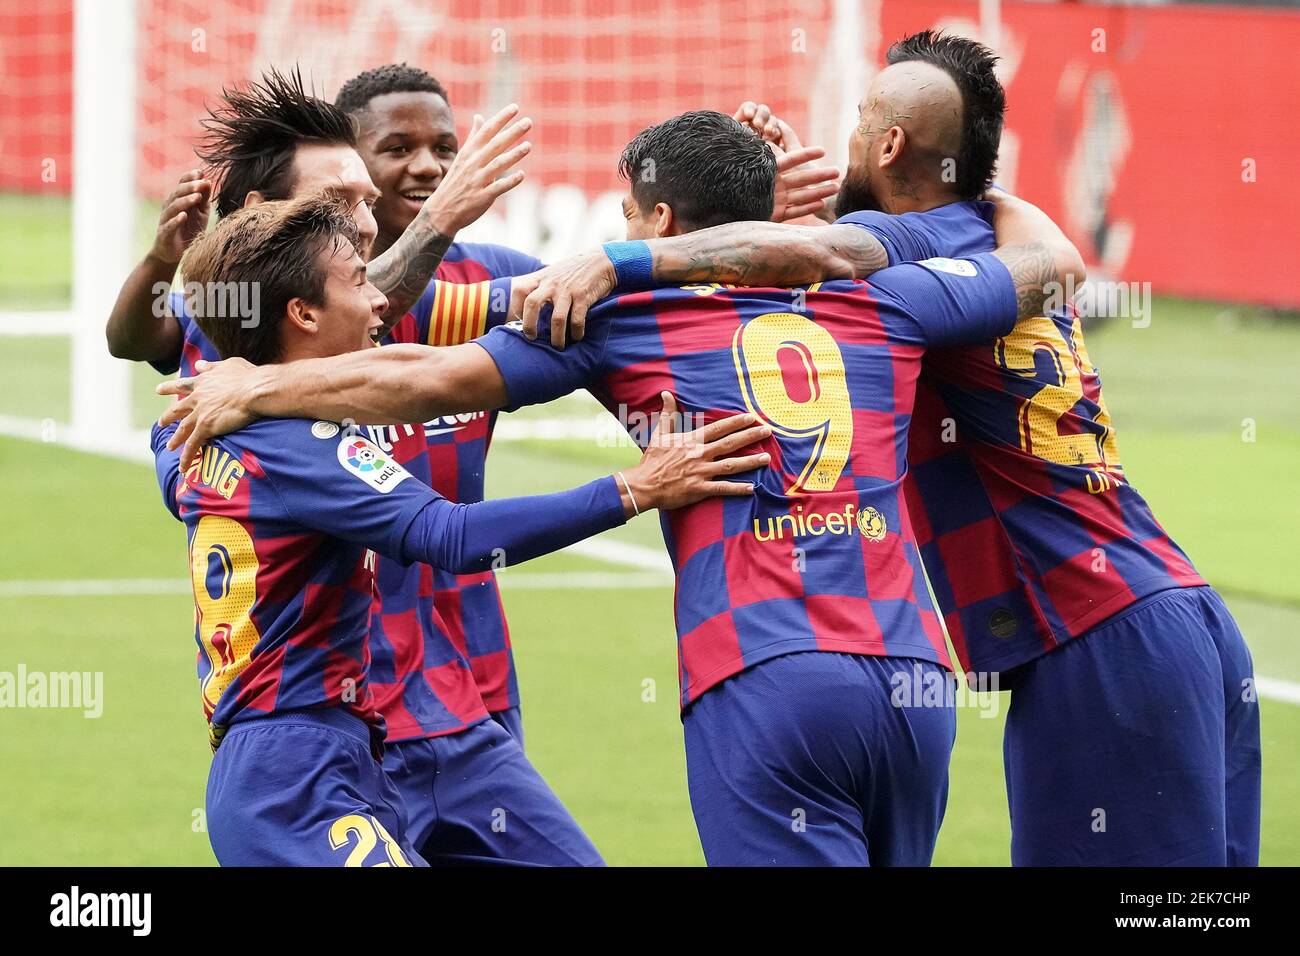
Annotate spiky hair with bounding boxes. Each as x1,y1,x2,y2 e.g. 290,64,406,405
197,65,357,218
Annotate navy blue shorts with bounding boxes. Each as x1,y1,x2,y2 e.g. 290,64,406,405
385,718,602,866
206,709,426,867
490,705,525,749
683,652,957,866
1004,586,1261,866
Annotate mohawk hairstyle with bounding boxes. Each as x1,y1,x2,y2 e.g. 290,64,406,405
334,63,449,115
197,65,358,218
180,194,360,366
886,30,1005,198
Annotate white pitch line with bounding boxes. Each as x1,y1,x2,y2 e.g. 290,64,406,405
3,575,1298,706
566,537,674,572
1254,676,1300,706
0,578,192,597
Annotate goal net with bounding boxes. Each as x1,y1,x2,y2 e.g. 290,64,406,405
0,0,876,457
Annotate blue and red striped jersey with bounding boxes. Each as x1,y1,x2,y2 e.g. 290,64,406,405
384,240,542,712
478,253,1019,705
154,285,494,741
840,203,1205,674
151,290,220,379
150,410,622,748
356,421,489,741
151,418,434,749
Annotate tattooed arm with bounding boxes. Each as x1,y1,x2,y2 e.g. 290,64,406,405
368,104,533,331
514,221,890,347
366,216,455,331
986,191,1086,320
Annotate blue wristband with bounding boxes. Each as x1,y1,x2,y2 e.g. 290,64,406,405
602,240,654,290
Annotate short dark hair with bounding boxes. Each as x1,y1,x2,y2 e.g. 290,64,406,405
619,111,776,230
180,194,360,365
197,66,358,218
886,30,1005,198
335,63,449,115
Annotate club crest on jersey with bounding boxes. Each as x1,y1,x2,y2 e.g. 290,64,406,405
337,437,410,493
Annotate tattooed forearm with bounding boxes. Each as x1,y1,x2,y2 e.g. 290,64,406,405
368,223,454,330
649,222,889,287
994,241,1060,320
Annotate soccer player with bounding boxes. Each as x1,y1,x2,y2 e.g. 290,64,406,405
516,32,1262,867
106,67,530,368
108,69,615,865
334,63,545,745
154,112,1083,865
154,193,769,866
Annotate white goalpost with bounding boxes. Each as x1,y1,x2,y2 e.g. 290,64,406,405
69,0,137,455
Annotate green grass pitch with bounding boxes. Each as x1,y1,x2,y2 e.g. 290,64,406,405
0,196,1297,865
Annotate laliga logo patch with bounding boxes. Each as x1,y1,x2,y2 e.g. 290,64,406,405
345,439,384,471
337,437,410,493
857,506,887,542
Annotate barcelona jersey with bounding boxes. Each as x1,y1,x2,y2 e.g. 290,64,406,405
384,241,542,713
150,418,434,748
478,253,1019,705
356,421,488,741
840,203,1205,674
150,246,525,741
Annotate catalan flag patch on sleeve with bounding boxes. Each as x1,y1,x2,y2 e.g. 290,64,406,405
427,280,493,346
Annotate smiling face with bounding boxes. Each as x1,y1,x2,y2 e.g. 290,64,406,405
303,238,389,357
354,90,459,251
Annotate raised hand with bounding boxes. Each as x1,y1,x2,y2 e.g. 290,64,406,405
733,102,838,222
423,104,533,236
733,101,781,144
151,169,213,265
773,145,840,222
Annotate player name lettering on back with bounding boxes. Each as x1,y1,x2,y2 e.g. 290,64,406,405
183,446,246,500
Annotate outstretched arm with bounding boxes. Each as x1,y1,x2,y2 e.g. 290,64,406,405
400,395,770,573
512,222,889,348
157,342,506,470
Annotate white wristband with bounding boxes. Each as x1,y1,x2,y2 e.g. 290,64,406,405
615,471,641,516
